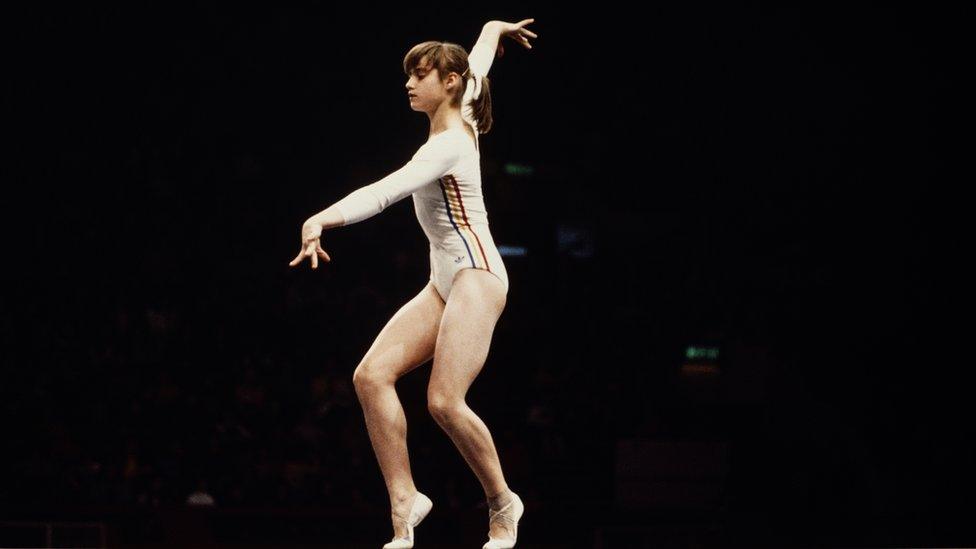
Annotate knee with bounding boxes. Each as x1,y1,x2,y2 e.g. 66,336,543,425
352,363,390,393
427,391,465,425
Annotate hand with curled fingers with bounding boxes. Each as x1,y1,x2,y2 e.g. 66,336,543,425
288,220,332,270
493,18,538,58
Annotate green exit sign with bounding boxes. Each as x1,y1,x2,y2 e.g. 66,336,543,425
685,346,719,360
503,163,534,176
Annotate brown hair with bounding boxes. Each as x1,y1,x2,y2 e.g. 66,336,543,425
403,40,493,135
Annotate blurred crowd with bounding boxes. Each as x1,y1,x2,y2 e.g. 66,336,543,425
2,270,619,514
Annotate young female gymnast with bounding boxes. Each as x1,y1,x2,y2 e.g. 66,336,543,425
288,18,538,549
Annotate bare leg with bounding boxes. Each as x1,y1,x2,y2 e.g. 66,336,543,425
352,282,445,538
427,268,515,540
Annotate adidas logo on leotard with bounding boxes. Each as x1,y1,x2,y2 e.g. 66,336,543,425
454,255,465,264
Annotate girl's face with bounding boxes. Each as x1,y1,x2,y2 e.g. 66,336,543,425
405,58,458,112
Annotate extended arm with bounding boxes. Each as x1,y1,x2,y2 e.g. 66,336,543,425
307,138,461,229
467,22,504,78
468,19,538,78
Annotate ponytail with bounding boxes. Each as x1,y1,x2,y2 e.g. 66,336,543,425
462,66,493,135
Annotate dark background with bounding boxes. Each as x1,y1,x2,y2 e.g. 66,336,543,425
2,3,967,548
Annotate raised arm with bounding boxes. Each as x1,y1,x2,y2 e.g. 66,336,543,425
310,137,461,229
467,23,503,78
468,19,538,78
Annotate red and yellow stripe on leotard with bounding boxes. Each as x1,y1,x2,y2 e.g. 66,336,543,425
438,174,492,273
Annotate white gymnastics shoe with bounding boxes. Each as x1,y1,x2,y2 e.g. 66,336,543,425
382,491,433,549
482,490,524,549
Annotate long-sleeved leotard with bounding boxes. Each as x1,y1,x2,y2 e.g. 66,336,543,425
331,42,507,301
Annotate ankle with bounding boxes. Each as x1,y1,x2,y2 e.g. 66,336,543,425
486,487,513,509
390,487,418,506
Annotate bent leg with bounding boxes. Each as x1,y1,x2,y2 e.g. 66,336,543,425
352,281,444,533
427,268,509,499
